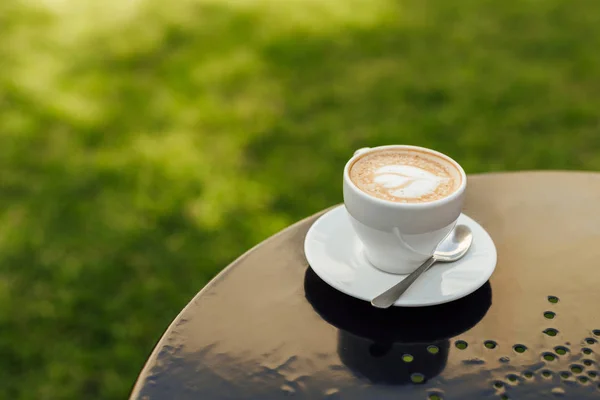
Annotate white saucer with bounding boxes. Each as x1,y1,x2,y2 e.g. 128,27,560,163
304,205,497,307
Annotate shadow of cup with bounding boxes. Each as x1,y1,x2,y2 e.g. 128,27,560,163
304,267,492,385
338,333,449,384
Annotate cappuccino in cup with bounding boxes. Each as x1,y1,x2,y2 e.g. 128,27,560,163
349,148,462,204
343,145,467,274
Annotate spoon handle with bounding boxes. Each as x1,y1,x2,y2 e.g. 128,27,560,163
371,257,437,308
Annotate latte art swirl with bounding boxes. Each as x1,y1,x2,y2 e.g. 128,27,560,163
373,165,449,199
350,149,460,203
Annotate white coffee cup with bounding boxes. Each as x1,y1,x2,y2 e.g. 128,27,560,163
343,145,467,274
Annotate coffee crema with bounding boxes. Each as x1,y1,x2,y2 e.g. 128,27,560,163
349,149,461,203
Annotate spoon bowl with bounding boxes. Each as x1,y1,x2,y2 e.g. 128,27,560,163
434,225,473,262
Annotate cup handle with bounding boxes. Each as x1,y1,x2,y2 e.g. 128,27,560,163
391,227,429,256
392,220,459,257
353,147,371,157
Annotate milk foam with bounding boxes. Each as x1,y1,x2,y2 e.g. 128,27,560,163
349,149,459,203
373,165,448,199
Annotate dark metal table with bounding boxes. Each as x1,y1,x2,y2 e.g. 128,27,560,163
131,172,600,399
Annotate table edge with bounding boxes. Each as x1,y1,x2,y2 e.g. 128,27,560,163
129,205,336,398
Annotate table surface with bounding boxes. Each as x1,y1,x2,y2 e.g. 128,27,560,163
131,172,600,399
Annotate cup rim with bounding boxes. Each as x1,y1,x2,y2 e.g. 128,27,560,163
343,145,467,209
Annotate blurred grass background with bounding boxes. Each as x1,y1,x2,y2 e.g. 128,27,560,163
1,0,600,398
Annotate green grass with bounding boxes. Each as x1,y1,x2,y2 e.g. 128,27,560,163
1,0,600,398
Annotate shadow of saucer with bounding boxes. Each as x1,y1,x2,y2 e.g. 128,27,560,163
304,267,492,385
